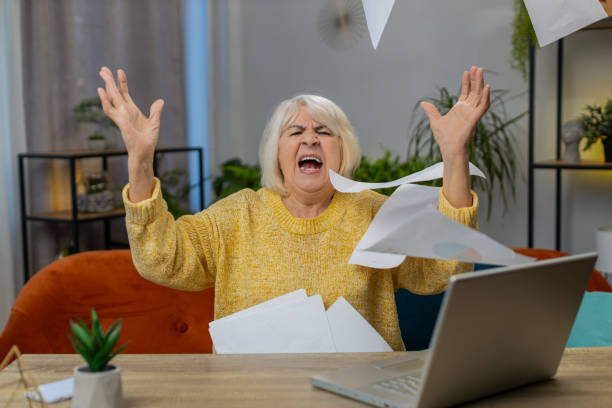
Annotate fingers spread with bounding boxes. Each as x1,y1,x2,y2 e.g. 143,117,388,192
149,99,165,123
459,71,470,102
99,66,125,107
117,69,135,106
480,84,491,113
420,101,442,122
97,87,115,117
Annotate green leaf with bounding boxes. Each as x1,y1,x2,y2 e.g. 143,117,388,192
69,321,94,353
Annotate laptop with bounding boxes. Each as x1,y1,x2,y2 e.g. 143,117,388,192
311,252,597,407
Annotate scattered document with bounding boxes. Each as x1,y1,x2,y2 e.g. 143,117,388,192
362,0,396,49
523,0,607,47
25,377,73,403
327,297,392,352
209,291,392,354
330,162,534,267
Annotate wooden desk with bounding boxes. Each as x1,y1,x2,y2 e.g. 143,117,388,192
1,349,612,407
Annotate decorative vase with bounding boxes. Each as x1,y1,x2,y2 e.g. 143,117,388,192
561,120,583,162
72,365,123,408
87,138,106,151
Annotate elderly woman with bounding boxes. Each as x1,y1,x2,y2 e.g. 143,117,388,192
98,66,489,351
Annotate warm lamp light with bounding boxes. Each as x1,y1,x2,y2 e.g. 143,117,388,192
595,227,612,275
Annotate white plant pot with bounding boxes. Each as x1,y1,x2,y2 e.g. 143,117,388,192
72,365,123,408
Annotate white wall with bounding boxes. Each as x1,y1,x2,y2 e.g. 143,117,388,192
209,0,612,254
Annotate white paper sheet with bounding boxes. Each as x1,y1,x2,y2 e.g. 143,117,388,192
327,297,392,352
25,378,73,403
362,0,396,49
361,183,533,266
209,289,307,328
331,162,485,193
330,163,533,267
523,0,607,47
209,295,336,354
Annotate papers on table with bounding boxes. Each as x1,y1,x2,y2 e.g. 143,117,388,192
25,377,73,403
330,162,534,268
209,290,392,354
362,0,396,49
523,0,607,47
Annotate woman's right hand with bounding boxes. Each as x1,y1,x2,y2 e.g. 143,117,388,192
98,66,164,202
97,66,164,163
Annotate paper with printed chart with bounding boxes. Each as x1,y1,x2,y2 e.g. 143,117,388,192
523,0,607,47
362,0,396,49
208,290,392,353
330,162,534,268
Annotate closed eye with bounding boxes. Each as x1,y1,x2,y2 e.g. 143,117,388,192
290,131,303,136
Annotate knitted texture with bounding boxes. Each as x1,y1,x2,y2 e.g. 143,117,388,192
123,179,478,351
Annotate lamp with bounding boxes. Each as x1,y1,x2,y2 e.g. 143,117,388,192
596,227,612,282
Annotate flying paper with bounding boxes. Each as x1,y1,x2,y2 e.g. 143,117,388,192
523,0,607,47
362,0,396,49
330,163,534,267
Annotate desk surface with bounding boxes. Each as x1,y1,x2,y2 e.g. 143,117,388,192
1,348,611,407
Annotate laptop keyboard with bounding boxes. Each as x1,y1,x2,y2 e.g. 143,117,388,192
373,374,422,397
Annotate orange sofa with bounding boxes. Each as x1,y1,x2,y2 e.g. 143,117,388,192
0,250,214,360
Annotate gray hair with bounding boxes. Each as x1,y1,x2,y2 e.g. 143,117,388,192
258,94,362,196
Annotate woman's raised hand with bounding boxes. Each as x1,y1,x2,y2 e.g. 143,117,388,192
420,66,490,208
97,67,163,202
420,66,490,162
97,67,164,163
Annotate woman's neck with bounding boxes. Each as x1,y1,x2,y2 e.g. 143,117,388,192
281,189,334,219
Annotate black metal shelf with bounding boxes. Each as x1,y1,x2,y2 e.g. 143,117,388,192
18,146,204,282
527,18,612,250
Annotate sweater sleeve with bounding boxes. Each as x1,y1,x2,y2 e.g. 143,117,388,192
123,178,217,291
392,189,479,294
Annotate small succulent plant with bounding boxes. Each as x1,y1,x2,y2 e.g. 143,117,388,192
68,308,129,372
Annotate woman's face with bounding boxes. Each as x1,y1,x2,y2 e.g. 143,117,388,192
278,106,342,197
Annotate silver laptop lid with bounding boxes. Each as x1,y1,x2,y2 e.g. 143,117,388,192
416,252,597,407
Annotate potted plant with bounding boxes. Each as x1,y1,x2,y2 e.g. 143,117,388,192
408,86,526,218
74,97,117,150
68,308,129,408
87,131,106,151
580,97,612,162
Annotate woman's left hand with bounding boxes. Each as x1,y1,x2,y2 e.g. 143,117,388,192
420,66,490,161
420,66,490,208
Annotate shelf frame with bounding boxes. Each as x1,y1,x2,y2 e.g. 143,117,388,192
527,16,612,250
18,146,204,282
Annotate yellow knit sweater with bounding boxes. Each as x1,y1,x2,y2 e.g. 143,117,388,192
123,179,478,351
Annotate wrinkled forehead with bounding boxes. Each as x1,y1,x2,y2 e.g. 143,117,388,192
281,101,338,133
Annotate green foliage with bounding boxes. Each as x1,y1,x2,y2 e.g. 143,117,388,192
68,308,129,372
73,97,117,127
408,86,525,219
352,150,440,196
580,97,612,151
211,154,437,201
213,158,262,202
88,132,105,140
511,0,538,81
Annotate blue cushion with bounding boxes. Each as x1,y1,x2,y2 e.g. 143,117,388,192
396,263,496,350
567,291,612,347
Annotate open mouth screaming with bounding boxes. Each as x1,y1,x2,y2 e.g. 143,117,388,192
298,155,323,173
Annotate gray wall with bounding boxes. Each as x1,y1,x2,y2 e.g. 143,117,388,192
209,0,612,254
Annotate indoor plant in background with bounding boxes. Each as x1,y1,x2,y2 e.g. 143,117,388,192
74,97,118,150
511,0,538,81
408,85,526,218
68,308,129,408
580,97,612,162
